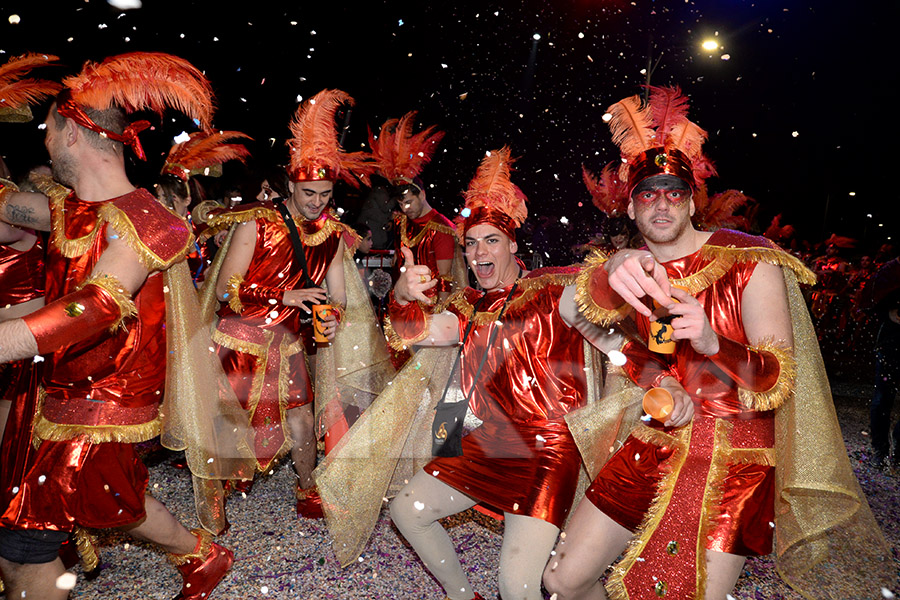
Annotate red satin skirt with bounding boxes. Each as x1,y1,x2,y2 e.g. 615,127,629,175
0,359,42,510
1,438,148,532
586,417,775,556
425,419,581,528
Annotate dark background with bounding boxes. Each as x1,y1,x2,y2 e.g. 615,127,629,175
1,0,895,252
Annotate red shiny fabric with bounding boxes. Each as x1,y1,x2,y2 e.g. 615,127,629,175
215,204,342,471
1,188,179,532
24,284,123,355
0,238,44,306
394,210,456,294
587,229,779,556
425,274,587,527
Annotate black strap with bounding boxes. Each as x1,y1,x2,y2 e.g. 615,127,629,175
437,275,520,408
274,200,316,289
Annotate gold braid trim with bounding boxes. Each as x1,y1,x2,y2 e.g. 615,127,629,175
383,308,433,351
399,214,456,247
449,272,577,326
79,273,137,331
299,215,344,247
33,414,161,444
701,244,816,286
73,527,100,573
575,249,632,326
98,203,193,271
206,206,279,229
607,423,691,600
168,529,213,566
211,325,266,357
43,178,102,258
695,419,733,600
737,340,796,412
225,273,245,314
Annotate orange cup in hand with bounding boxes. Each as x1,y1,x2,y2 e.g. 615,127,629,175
312,304,333,345
642,387,674,422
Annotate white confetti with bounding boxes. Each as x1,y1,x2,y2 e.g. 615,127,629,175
56,572,77,590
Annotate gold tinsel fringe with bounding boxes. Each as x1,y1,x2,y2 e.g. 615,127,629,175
606,424,690,600
575,250,632,327
33,414,160,444
737,340,796,412
225,273,245,314
729,447,775,466
301,215,346,247
206,206,279,229
98,203,192,271
399,215,456,247
79,273,137,331
42,177,100,258
73,527,100,572
383,309,432,351
167,528,213,565
670,253,736,295
702,244,816,286
448,271,577,326
694,419,734,599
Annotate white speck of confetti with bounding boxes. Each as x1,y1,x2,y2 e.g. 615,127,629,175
38,475,47,484
559,216,569,225
720,54,731,61
261,585,269,594
11,487,18,494
8,14,21,24
881,588,896,599
173,131,191,144
602,112,612,122
608,350,627,366
33,355,45,363
107,0,142,9
792,131,799,138
56,572,77,590
634,453,641,461
413,501,425,511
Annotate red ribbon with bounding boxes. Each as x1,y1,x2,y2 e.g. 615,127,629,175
56,92,152,160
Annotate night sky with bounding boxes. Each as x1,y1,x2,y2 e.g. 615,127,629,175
2,0,896,252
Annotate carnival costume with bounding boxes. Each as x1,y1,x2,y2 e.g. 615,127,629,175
571,86,892,599
0,54,255,599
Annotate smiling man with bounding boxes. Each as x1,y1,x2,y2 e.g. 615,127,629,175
383,147,622,600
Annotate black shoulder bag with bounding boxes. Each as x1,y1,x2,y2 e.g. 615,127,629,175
431,279,519,458
274,200,317,289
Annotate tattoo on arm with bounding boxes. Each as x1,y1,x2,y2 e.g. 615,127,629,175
6,204,39,227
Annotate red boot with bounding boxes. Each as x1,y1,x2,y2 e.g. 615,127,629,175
168,529,234,600
296,485,324,519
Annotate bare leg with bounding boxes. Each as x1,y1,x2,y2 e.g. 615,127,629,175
286,404,316,488
120,495,197,554
542,498,633,600
498,513,559,600
389,471,478,600
704,550,745,600
0,556,68,600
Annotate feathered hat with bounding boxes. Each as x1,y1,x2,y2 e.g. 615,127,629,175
582,162,629,218
455,146,527,242
161,130,252,182
0,52,62,123
369,111,444,191
56,52,215,160
287,89,374,187
606,85,716,196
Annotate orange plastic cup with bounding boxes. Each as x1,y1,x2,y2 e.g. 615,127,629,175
312,304,333,344
642,387,674,422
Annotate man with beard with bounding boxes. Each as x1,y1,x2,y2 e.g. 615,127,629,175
0,53,236,600
543,86,891,600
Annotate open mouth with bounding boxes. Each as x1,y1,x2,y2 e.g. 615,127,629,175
474,261,495,279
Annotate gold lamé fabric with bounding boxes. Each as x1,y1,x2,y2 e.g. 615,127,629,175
0,238,44,306
424,277,591,526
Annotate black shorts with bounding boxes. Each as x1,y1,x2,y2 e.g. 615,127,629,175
0,527,68,564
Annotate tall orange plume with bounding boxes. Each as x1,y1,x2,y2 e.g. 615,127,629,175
0,53,61,117
647,85,690,145
369,111,445,185
462,147,527,226
62,52,215,129
162,130,252,181
288,89,374,187
695,189,751,230
607,94,655,161
582,163,629,217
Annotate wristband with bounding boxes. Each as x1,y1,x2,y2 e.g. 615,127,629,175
384,291,430,350
575,249,632,326
710,335,795,411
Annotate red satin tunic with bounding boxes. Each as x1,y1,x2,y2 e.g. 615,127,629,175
215,205,343,471
587,229,777,556
425,269,586,527
393,210,456,284
0,237,44,306
2,188,189,531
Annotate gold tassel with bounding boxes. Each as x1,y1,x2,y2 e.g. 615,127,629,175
73,527,100,573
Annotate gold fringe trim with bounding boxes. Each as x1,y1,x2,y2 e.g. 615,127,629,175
206,206,279,230
98,203,193,271
0,178,19,217
729,446,775,466
79,273,137,331
398,214,456,248
44,179,101,258
73,527,100,573
33,414,161,444
737,340,796,412
212,325,267,357
299,215,344,247
701,244,816,286
695,419,733,599
449,271,577,326
607,424,691,600
225,273,245,314
168,528,213,566
383,308,433,351
575,249,632,327
670,254,736,296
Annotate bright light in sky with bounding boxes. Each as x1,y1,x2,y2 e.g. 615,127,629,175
702,39,719,51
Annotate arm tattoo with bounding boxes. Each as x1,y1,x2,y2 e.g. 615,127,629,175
6,204,40,227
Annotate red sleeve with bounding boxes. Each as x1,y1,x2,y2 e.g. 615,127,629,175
432,230,456,262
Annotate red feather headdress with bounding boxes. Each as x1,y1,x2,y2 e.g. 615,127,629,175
369,111,444,188
455,146,527,242
162,130,252,182
0,52,61,123
56,52,215,160
287,89,374,187
606,85,716,195
694,188,751,231
582,162,629,218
